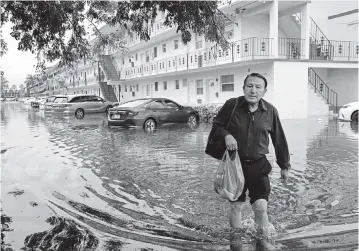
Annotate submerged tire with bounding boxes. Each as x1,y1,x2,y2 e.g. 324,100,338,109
143,118,156,132
75,109,84,119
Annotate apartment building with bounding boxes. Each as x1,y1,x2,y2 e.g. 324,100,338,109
46,0,358,119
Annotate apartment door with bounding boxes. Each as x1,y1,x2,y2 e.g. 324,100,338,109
145,84,151,97
206,79,216,103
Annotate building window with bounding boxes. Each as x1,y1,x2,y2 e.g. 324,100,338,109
174,40,178,49
132,91,135,97
146,51,149,62
175,80,179,89
164,81,167,90
196,80,203,95
153,47,157,58
183,79,187,87
125,85,128,92
221,75,234,92
122,58,125,65
155,82,158,91
162,44,166,53
135,53,138,61
136,85,139,92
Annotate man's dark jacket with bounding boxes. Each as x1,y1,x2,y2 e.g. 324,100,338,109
212,96,291,170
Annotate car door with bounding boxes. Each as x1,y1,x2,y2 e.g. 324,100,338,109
91,96,107,112
146,100,168,123
163,99,188,122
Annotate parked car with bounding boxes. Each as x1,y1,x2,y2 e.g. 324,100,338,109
42,95,67,113
52,94,119,119
30,97,42,108
338,102,358,122
107,98,200,130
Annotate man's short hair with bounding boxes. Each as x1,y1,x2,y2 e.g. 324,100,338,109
244,73,267,89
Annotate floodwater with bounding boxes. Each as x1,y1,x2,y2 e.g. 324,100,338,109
1,102,358,251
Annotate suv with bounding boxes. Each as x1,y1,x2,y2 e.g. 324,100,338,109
52,94,118,119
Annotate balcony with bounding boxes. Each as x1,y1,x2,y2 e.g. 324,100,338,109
116,37,358,81
109,19,173,52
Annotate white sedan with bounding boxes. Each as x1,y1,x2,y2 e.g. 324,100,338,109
338,102,358,122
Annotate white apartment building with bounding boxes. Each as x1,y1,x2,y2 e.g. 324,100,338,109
46,0,358,119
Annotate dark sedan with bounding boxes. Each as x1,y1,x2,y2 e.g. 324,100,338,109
107,98,199,130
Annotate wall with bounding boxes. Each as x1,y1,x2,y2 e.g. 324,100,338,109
311,68,328,83
115,62,274,106
327,13,358,42
241,14,287,39
273,61,309,119
326,68,358,105
310,1,358,41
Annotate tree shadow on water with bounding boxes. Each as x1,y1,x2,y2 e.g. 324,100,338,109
20,216,99,251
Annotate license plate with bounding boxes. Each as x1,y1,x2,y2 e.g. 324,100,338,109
113,114,122,119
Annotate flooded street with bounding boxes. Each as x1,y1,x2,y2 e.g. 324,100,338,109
1,102,358,251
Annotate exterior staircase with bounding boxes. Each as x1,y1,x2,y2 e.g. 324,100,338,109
308,68,338,114
98,55,122,102
291,13,333,60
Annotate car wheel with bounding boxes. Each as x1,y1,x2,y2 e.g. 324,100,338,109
188,114,198,125
351,110,358,122
75,109,85,119
143,118,156,132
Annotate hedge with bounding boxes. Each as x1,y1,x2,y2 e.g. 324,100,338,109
190,104,223,123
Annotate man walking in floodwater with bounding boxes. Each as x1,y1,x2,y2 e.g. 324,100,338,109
212,73,291,237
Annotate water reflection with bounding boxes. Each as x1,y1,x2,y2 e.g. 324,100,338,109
1,103,358,251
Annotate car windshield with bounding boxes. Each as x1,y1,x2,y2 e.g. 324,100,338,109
118,99,151,108
53,97,68,103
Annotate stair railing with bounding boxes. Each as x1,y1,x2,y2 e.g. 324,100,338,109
308,68,338,113
293,13,333,59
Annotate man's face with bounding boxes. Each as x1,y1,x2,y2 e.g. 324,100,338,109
243,76,267,104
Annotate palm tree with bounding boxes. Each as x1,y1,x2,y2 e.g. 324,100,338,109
24,74,35,97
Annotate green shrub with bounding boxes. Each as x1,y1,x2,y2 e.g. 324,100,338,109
191,104,223,123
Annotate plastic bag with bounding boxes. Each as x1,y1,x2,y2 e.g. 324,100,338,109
214,150,245,201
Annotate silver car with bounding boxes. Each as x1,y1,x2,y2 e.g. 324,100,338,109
52,94,118,119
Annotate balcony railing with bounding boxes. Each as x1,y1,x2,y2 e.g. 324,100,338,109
113,37,358,80
121,37,273,79
116,19,172,50
279,38,305,59
310,40,359,61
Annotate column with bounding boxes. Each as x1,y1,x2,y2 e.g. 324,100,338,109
301,3,311,59
269,0,279,58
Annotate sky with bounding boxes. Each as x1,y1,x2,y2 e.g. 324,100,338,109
1,11,105,89
1,22,37,88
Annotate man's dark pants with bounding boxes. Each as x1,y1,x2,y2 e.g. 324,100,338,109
235,156,272,205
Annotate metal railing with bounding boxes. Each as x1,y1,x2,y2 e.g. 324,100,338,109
120,37,274,79
278,38,305,59
308,68,338,113
293,13,333,60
